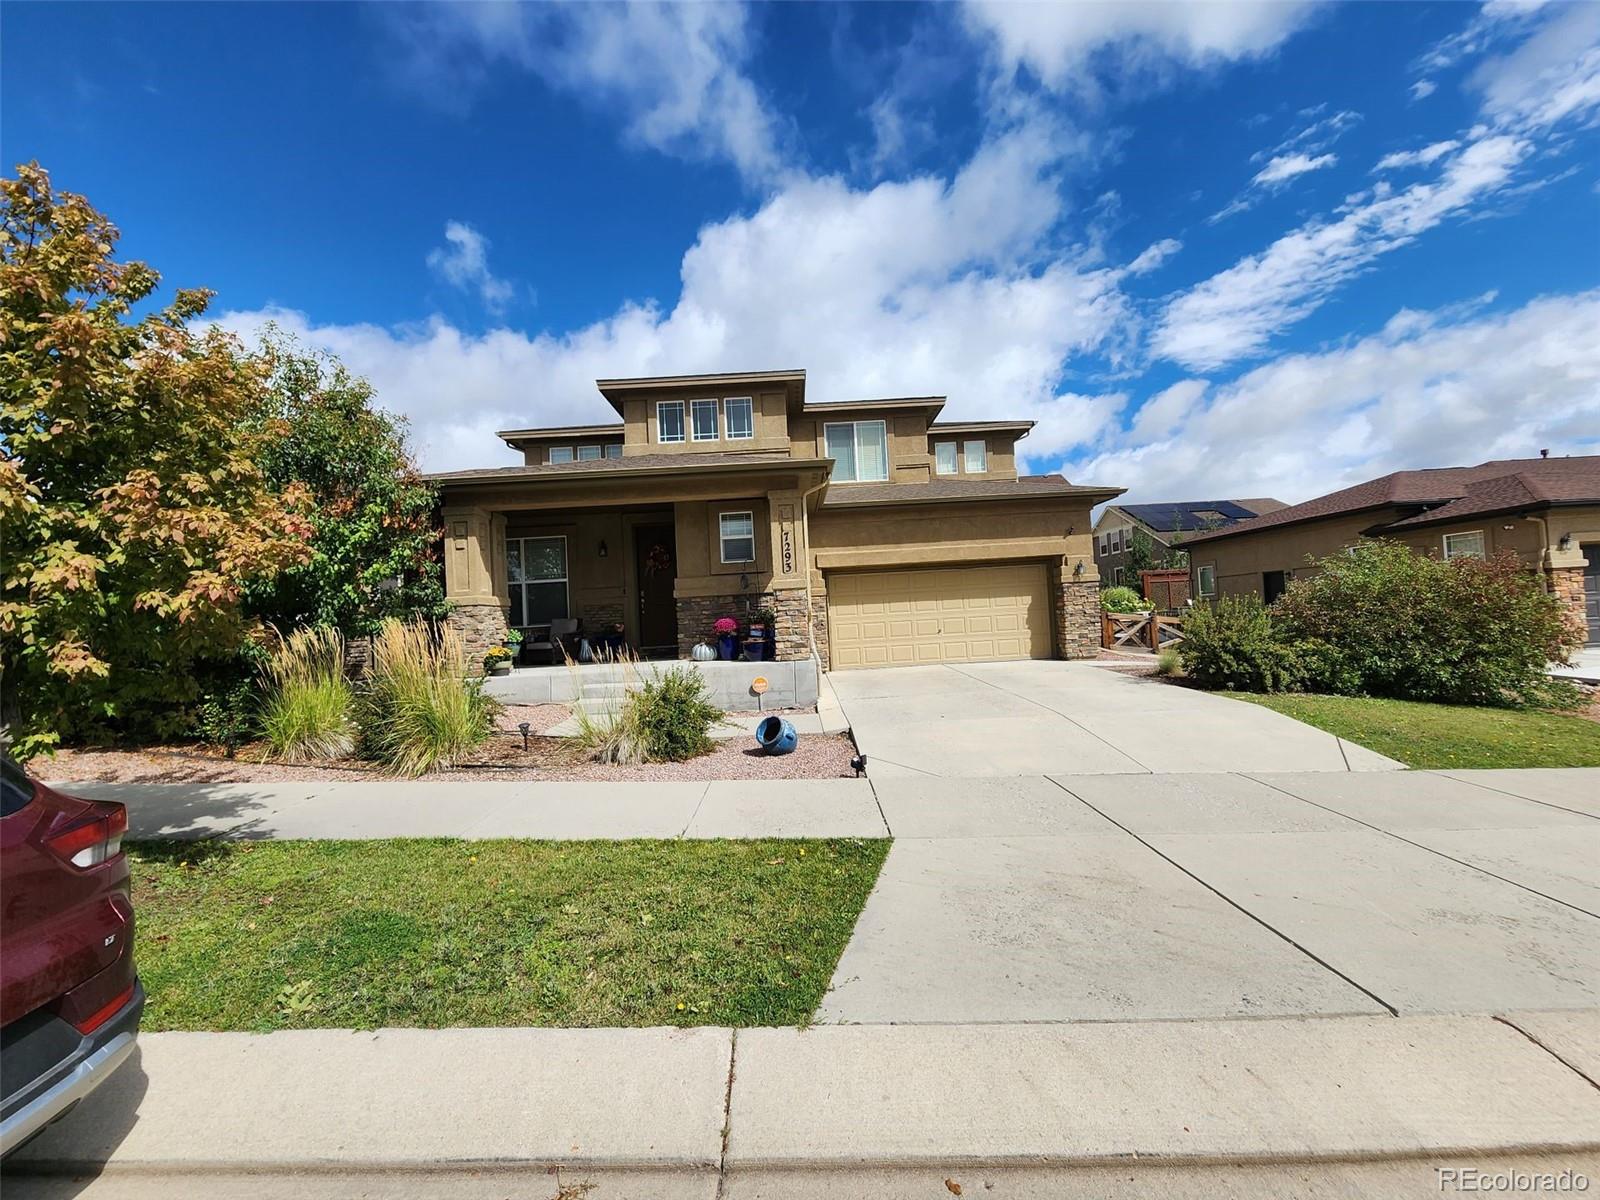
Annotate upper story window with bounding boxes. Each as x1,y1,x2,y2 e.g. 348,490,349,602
548,446,574,464
691,399,720,441
605,443,623,459
725,396,754,440
719,511,756,563
657,400,686,444
963,439,988,473
824,420,889,483
1443,530,1486,560
934,442,958,475
576,445,603,461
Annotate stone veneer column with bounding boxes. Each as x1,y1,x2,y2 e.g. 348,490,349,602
1053,561,1101,659
675,587,812,661
1547,564,1589,646
441,505,509,672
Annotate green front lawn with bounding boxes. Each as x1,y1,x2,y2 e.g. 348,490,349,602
130,837,887,1031
1231,692,1600,769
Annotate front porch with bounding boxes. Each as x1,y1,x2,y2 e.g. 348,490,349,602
438,461,828,672
482,656,821,710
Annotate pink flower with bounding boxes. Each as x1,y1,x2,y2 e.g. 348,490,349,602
713,617,738,634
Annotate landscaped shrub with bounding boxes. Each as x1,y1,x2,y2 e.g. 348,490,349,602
1177,595,1303,692
359,619,497,777
633,666,722,761
1153,647,1181,677
259,627,356,762
1274,541,1579,707
1100,585,1150,612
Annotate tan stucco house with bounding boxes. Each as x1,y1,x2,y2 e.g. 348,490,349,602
1092,498,1286,587
1182,455,1600,645
426,369,1123,671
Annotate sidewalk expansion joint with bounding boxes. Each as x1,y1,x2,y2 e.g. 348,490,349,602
714,1028,739,1200
1494,1015,1600,1093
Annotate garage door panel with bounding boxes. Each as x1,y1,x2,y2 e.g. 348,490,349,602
829,563,1051,670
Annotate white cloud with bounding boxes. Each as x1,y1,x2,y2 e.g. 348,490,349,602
221,125,1130,472
960,0,1317,91
426,222,514,313
1125,237,1182,276
381,2,786,185
1374,139,1461,171
1068,289,1600,505
1160,134,1527,370
1470,0,1600,131
1410,78,1437,101
1252,151,1338,186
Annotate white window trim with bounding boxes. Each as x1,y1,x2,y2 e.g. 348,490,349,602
604,443,623,459
934,441,958,475
823,419,889,483
547,446,574,464
656,399,686,444
691,398,720,442
1443,530,1486,560
718,510,756,564
963,438,988,474
576,444,603,461
508,534,570,629
723,396,754,440
1196,564,1216,597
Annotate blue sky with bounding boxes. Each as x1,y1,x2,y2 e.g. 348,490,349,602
5,1,1598,500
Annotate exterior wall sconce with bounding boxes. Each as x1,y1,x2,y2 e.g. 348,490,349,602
1559,533,1573,551
1073,559,1084,576
597,539,608,558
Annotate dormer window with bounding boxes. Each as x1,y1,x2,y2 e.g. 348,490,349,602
725,396,754,440
576,445,603,461
963,439,988,473
691,399,720,441
548,446,574,464
657,400,686,444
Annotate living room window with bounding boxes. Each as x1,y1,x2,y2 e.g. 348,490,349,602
824,420,889,482
547,446,574,464
719,511,756,563
691,399,720,441
934,442,958,475
507,536,569,629
1443,530,1486,560
1196,564,1216,597
657,400,686,443
963,439,988,473
724,396,754,440
576,445,603,461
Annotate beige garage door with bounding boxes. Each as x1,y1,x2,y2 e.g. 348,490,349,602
827,563,1052,670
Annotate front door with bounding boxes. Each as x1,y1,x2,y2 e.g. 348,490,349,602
1584,543,1599,646
634,523,678,656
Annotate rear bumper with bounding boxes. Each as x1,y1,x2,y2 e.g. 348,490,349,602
0,981,143,1158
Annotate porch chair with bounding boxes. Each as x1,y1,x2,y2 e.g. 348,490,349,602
546,617,580,665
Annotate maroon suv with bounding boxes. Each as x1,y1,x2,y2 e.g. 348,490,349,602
1,758,142,1156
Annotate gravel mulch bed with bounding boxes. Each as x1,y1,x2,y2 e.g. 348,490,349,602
40,731,859,784
494,703,572,733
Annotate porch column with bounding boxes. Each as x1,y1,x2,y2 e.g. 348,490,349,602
441,505,509,668
764,490,812,662
1052,554,1100,659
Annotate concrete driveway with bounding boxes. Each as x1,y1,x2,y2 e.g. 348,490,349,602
829,660,1401,777
821,768,1600,1023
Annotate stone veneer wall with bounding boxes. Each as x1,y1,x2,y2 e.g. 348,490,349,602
810,597,831,672
676,588,811,661
446,601,509,672
1548,565,1590,646
579,601,626,637
1052,567,1101,659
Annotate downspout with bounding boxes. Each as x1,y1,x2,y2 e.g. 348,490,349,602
1524,513,1552,585
799,471,831,665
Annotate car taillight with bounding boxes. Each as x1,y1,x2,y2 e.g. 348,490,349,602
46,803,128,868
73,984,136,1034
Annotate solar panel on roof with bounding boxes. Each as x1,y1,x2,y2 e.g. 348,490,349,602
1118,501,1256,532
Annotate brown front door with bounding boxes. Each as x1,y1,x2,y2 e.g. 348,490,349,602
1584,543,1599,646
634,523,678,656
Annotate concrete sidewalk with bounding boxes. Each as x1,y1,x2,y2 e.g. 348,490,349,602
8,1013,1598,1198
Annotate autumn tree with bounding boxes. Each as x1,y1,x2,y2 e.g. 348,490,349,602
0,163,313,757
243,331,445,637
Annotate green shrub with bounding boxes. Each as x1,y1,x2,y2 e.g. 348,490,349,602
359,619,497,777
1100,585,1150,613
1274,541,1580,707
259,626,356,762
1178,595,1302,692
634,666,722,761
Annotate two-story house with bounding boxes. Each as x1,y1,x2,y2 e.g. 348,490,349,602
427,369,1123,670
1092,499,1286,586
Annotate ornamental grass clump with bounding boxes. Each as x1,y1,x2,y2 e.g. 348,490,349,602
259,626,356,762
360,619,497,777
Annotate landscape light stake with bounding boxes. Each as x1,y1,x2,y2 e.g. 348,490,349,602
518,722,531,751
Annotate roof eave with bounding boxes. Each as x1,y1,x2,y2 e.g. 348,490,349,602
428,456,834,488
823,484,1123,511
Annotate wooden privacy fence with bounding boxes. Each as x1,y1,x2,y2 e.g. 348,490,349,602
1141,568,1191,611
1102,611,1186,652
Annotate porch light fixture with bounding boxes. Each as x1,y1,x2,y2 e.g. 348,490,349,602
1073,559,1084,577
597,539,608,558
1559,533,1573,551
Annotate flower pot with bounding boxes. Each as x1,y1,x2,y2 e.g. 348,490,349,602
489,663,511,677
717,633,737,660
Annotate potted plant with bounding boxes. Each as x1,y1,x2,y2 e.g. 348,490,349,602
503,627,524,665
756,607,778,661
484,646,514,676
713,616,739,660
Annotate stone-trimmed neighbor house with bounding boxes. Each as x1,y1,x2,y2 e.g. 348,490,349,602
1093,498,1286,587
1182,455,1600,645
426,369,1122,672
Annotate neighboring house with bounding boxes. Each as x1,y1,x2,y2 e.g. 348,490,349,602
426,369,1123,671
1183,455,1600,645
1093,499,1286,587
